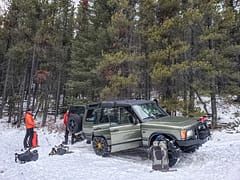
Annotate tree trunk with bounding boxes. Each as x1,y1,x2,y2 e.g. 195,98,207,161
54,70,62,122
189,86,195,113
41,79,50,127
211,80,218,128
41,94,49,127
27,43,37,110
183,87,188,116
32,82,38,110
0,58,11,119
195,90,209,114
17,65,28,127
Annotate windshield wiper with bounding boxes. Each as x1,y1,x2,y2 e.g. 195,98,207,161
143,116,155,121
155,114,167,118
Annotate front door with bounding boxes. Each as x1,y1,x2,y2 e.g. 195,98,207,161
110,107,142,152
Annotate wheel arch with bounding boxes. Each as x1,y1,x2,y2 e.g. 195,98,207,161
149,132,177,147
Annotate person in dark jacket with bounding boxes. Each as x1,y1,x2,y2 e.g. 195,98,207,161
23,108,36,149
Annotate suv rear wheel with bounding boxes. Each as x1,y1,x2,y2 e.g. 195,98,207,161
92,136,110,157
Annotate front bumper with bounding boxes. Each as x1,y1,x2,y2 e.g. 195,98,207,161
176,126,210,148
176,136,208,147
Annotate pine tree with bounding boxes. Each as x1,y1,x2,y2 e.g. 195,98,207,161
140,0,189,113
67,0,113,103
195,0,240,127
219,3,240,101
98,0,150,99
0,0,44,122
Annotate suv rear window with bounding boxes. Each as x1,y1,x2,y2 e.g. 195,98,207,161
69,105,85,115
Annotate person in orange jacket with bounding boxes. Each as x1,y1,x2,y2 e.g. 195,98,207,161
63,111,69,127
62,110,76,145
63,110,70,144
23,108,36,149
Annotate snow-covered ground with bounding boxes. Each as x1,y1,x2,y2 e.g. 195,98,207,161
0,97,240,180
196,96,240,124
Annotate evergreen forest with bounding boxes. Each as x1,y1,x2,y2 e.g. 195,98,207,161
0,0,239,128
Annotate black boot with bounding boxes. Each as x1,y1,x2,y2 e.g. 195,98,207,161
62,141,68,145
62,136,68,145
71,134,76,144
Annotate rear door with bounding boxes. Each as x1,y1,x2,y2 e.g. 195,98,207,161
82,105,98,139
110,107,142,153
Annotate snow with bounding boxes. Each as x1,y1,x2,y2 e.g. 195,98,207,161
196,96,240,124
1,98,240,180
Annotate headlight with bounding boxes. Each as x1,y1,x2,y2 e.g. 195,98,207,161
181,129,194,139
180,130,187,139
187,129,194,138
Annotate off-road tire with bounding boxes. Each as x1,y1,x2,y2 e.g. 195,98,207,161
167,140,180,167
92,136,110,157
67,114,82,134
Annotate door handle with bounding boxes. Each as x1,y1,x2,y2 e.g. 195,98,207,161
112,129,119,132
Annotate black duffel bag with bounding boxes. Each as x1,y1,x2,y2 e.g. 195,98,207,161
15,149,38,163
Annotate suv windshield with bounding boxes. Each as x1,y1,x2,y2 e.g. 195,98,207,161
132,102,168,122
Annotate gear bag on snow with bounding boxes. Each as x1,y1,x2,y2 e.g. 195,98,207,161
15,149,38,163
150,137,169,171
49,144,72,156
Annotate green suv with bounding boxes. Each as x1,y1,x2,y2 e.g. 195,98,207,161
76,100,210,167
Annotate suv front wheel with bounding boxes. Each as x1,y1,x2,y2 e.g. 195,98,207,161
167,140,180,167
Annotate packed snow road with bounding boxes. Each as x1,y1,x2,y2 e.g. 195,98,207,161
0,121,240,180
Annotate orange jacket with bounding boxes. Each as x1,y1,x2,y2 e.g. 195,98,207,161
63,112,69,126
25,112,36,129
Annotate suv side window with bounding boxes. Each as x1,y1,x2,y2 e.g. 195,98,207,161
86,109,95,122
97,107,134,125
119,107,133,125
99,108,116,124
